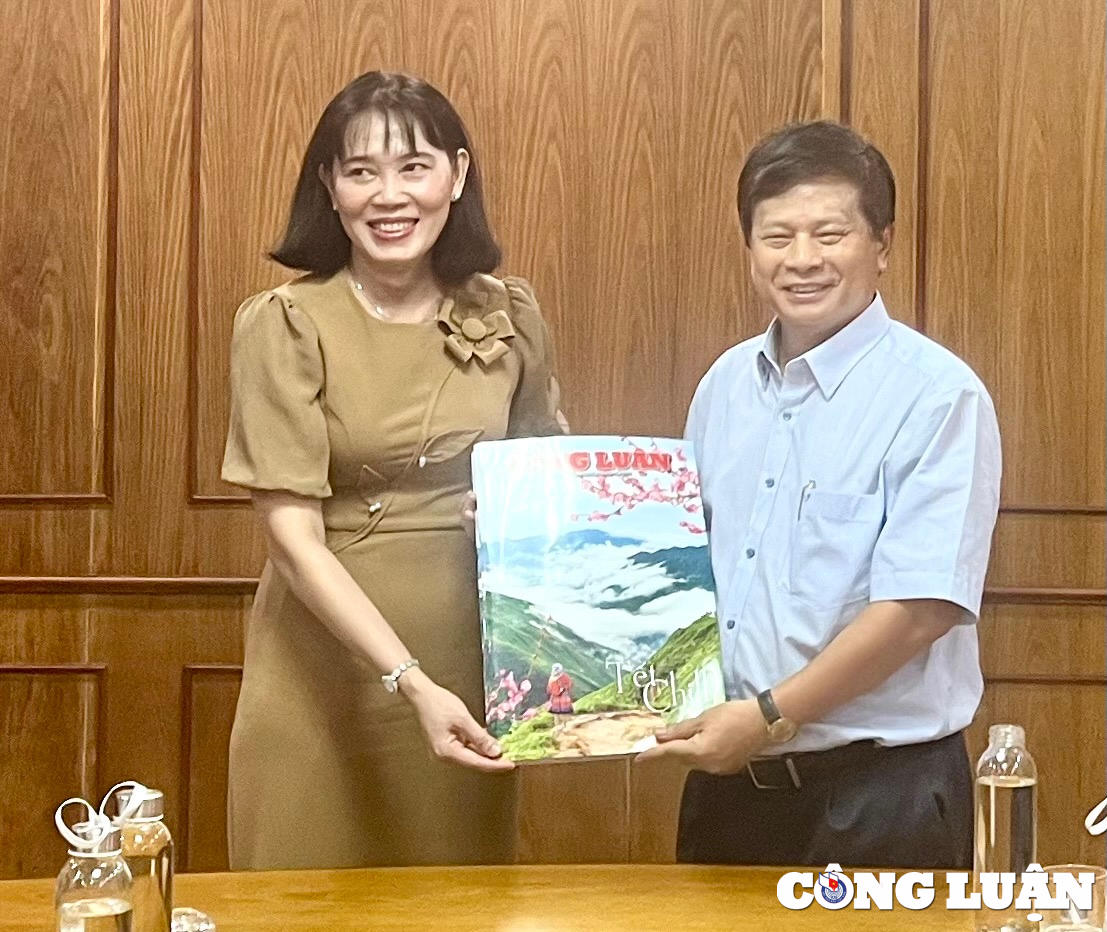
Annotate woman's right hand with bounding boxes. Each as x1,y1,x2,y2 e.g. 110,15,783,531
400,669,515,773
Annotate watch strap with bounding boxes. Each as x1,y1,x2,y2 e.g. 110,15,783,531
756,688,782,727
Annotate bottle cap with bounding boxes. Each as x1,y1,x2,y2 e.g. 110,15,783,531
100,781,164,823
71,819,123,855
988,723,1026,748
114,786,165,821
55,799,123,857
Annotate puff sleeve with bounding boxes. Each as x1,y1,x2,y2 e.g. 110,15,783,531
503,277,565,437
220,290,332,497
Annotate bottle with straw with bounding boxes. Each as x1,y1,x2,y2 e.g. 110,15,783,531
54,797,134,932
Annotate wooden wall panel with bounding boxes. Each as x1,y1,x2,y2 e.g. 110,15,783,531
968,683,1106,868
927,0,1106,510
517,759,630,864
925,0,1001,404
629,758,688,863
992,0,1106,510
193,0,824,495
0,599,89,663
663,0,823,433
88,596,246,851
0,667,103,880
0,0,114,500
180,665,241,872
194,0,409,500
971,600,1106,868
846,0,921,325
989,513,1106,591
0,595,246,879
978,604,1107,680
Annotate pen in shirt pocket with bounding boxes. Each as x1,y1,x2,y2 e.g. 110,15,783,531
797,480,816,521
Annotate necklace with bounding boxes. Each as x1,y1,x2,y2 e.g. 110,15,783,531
347,271,439,324
351,278,390,320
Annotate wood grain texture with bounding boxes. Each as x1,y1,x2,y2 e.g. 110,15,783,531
968,682,1107,868
993,0,1106,510
180,664,241,872
847,0,920,325
87,596,246,870
927,0,1106,510
628,757,688,863
516,757,630,863
820,0,845,121
0,0,114,499
103,0,270,577
0,865,979,932
0,599,89,663
989,512,1106,591
480,0,583,351
193,0,408,500
0,667,103,879
979,604,1107,681
193,0,824,484
664,0,822,434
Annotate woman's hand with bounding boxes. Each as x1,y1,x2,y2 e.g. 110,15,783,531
400,669,515,773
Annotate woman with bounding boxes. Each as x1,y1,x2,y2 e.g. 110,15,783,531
221,71,563,869
547,663,574,722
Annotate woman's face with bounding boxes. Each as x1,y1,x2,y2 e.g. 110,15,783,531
323,112,469,275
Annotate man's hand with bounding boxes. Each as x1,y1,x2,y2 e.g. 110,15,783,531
636,699,770,775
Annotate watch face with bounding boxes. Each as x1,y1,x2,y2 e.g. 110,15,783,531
769,718,797,743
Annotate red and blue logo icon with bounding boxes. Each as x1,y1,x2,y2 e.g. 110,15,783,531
814,867,855,908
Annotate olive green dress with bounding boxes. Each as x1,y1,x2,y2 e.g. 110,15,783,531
220,271,560,870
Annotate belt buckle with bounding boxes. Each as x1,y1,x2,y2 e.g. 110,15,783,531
746,756,802,790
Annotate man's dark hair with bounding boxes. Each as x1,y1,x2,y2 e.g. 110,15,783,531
737,121,895,243
270,71,500,284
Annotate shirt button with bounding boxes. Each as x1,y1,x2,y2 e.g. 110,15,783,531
745,548,755,559
765,478,775,488
782,412,792,421
726,619,736,630
369,502,383,514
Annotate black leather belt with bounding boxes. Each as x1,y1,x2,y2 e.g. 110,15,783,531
745,739,886,791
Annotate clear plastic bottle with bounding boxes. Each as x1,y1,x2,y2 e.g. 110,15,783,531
104,784,174,932
973,723,1038,932
55,799,134,932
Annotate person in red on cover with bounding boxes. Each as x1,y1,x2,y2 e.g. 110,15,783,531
547,663,574,720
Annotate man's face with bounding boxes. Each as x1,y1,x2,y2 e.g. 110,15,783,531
748,179,891,343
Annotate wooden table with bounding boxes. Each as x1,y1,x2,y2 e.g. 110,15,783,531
1,864,974,930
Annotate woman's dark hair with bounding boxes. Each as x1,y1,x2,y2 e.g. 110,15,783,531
737,120,895,243
270,71,500,284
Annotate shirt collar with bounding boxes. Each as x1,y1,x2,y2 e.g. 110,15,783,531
755,293,891,398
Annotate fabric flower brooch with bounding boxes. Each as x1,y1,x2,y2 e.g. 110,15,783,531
437,281,516,366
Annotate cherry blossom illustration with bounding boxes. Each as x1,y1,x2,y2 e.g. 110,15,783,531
486,669,532,722
571,441,705,533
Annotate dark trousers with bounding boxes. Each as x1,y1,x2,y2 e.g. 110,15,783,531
676,731,973,869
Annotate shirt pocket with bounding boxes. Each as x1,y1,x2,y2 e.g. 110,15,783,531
787,489,885,608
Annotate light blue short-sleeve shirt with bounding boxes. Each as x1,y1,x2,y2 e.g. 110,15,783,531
686,294,1002,753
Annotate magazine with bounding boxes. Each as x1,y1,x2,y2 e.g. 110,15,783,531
471,436,725,762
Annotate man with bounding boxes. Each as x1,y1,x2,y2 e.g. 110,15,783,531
639,121,1001,869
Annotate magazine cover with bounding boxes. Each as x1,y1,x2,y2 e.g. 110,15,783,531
472,436,725,762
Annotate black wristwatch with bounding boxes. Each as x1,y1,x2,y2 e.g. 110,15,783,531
756,689,798,744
